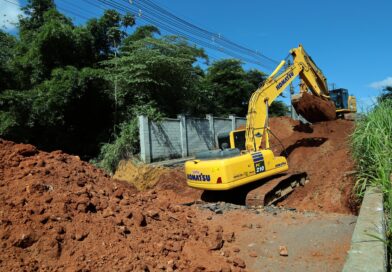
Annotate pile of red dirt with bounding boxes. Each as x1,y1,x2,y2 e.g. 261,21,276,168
269,117,357,214
292,92,337,122
113,160,202,200
0,139,238,271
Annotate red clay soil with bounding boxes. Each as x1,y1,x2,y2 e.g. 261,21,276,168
269,117,357,214
0,139,236,271
292,92,337,122
0,116,356,270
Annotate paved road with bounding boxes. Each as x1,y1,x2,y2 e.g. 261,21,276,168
203,208,356,272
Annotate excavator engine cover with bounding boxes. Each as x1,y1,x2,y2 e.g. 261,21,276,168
186,149,289,190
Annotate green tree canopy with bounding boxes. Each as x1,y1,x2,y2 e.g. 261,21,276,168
103,33,207,120
379,86,392,102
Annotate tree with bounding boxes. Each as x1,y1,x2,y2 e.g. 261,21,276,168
269,100,289,116
379,86,392,102
19,0,57,36
0,31,17,92
103,32,207,121
0,1,133,158
202,60,272,116
86,10,134,61
202,59,254,116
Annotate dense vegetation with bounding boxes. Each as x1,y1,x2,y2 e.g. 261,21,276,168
351,90,392,246
0,0,288,172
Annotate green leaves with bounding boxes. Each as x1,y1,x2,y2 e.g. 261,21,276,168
0,30,17,91
201,59,268,116
379,86,392,102
103,34,207,119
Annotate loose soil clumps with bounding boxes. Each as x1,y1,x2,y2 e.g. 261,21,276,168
0,139,233,271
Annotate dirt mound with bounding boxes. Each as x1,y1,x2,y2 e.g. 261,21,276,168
114,160,170,190
0,139,237,271
269,117,357,214
292,92,337,122
114,160,202,200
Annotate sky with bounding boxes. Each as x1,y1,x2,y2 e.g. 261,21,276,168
2,0,391,111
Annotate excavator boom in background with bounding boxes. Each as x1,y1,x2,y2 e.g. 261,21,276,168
185,45,355,205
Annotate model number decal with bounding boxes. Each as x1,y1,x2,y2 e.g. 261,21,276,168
252,152,266,174
254,162,265,174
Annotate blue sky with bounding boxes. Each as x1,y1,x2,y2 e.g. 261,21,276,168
2,0,391,110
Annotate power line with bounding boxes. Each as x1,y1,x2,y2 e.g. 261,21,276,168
2,0,278,70
134,0,277,64
93,0,276,70
124,0,278,67
66,0,277,69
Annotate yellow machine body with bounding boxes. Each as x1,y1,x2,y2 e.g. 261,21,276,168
186,44,351,191
186,150,288,190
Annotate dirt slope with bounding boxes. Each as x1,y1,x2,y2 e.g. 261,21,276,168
269,117,357,213
0,140,233,271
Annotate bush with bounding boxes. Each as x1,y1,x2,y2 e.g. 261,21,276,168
94,104,163,174
95,118,139,174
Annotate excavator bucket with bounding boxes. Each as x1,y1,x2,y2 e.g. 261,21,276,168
292,92,336,123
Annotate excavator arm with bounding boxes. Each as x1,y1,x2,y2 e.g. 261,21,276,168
245,44,330,152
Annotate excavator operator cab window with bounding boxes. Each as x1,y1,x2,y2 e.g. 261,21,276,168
232,130,246,151
330,88,349,110
217,130,246,151
217,132,230,150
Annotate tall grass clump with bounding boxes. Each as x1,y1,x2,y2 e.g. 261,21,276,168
351,100,391,197
351,99,392,214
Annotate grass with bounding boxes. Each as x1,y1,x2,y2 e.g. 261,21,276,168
351,99,392,244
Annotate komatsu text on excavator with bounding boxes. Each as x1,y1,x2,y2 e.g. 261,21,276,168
185,45,354,206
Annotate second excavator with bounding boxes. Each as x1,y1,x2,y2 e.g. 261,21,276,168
185,44,352,206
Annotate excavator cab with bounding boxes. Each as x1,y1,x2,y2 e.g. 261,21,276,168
329,88,357,117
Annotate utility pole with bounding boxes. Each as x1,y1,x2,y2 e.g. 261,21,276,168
287,60,297,120
290,82,296,120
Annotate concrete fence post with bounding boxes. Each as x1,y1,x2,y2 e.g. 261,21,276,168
229,115,236,131
206,114,215,147
138,115,152,163
177,114,188,158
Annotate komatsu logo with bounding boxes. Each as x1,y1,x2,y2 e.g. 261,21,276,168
276,71,294,90
187,171,211,182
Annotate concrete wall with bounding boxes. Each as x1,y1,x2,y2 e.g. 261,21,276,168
342,186,387,272
139,114,246,163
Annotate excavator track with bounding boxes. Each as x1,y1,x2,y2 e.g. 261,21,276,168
201,171,308,207
245,171,308,207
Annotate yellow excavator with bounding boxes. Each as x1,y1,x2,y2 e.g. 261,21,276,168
185,45,352,206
